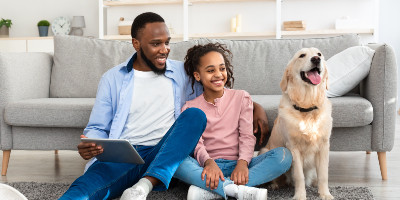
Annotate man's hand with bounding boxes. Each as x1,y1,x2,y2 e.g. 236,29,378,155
253,102,269,145
77,135,103,160
231,160,249,185
202,159,225,190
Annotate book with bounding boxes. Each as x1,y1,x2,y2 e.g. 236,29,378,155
283,21,306,28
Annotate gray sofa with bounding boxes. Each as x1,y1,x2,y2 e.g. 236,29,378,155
0,34,396,180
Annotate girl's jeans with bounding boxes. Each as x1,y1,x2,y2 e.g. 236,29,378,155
174,147,292,199
59,108,206,200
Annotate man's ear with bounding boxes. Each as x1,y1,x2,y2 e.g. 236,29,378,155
193,72,200,82
132,38,140,52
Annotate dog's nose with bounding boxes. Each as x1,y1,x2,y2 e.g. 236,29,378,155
311,56,321,65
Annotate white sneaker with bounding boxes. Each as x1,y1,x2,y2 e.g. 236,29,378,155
120,186,147,200
237,185,268,200
187,185,223,200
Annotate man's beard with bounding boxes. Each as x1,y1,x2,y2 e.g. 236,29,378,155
140,48,166,75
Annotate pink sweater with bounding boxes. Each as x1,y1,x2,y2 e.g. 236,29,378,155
182,88,256,167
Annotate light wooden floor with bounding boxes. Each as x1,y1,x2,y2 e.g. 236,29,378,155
1,117,399,200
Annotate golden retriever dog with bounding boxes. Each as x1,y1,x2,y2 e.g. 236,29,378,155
259,48,333,200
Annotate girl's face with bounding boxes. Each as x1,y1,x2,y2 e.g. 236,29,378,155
194,51,227,94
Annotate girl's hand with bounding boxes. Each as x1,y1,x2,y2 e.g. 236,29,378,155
202,159,225,190
231,160,249,185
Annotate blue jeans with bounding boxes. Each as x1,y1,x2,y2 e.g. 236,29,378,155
174,147,292,199
59,108,207,200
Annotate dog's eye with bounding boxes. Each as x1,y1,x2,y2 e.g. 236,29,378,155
318,53,321,56
299,54,306,58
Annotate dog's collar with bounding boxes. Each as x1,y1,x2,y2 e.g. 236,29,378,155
293,104,318,112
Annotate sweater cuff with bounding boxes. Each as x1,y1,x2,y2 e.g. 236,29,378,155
199,155,212,167
238,156,252,166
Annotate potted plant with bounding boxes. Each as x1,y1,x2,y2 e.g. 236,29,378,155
37,20,50,37
0,18,12,38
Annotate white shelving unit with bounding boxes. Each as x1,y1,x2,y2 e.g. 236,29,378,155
98,0,376,41
0,37,54,52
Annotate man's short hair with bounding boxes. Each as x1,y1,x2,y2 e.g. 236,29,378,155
131,12,165,39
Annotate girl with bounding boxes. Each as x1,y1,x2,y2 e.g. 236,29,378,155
174,43,292,200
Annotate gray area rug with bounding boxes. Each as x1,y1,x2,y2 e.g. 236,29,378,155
7,181,374,200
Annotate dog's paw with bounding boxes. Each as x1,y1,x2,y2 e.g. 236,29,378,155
258,147,269,155
319,193,334,200
311,179,318,187
270,182,280,190
292,192,306,200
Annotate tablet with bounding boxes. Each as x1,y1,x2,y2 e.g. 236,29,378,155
81,138,145,164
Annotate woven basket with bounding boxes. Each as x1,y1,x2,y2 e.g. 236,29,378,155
118,25,131,35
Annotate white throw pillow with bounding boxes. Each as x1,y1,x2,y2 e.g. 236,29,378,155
326,46,375,97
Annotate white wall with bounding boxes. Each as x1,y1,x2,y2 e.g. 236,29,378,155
1,0,376,42
0,0,98,38
379,0,400,109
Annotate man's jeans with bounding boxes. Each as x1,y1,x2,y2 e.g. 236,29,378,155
174,147,292,199
59,108,206,200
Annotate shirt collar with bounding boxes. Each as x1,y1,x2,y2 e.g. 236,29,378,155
120,53,175,73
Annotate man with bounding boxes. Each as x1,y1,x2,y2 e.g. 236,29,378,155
60,12,269,200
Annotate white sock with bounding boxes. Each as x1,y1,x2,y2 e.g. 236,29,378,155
132,178,153,195
224,184,239,198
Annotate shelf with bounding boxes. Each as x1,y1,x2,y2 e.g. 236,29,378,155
103,0,270,6
0,37,54,52
282,29,374,36
0,36,53,40
104,32,274,40
104,34,182,40
99,1,377,41
189,31,276,38
103,29,373,40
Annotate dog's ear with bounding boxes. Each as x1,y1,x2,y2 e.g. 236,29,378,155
280,68,289,92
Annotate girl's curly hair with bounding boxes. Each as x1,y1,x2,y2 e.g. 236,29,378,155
184,43,234,93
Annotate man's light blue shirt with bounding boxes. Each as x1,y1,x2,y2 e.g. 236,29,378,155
83,53,203,140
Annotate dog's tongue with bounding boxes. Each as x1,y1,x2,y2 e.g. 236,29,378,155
307,71,321,84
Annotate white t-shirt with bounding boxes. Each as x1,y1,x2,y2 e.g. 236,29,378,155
120,69,175,146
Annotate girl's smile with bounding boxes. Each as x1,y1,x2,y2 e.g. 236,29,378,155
194,51,228,103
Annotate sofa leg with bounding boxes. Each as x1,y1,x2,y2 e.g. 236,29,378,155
366,151,371,154
55,150,58,154
377,152,388,180
2,150,11,176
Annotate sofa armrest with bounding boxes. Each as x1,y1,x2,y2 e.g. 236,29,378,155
361,44,397,152
0,52,53,149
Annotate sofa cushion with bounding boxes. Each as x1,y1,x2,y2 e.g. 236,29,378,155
50,36,134,98
4,98,95,128
50,35,199,98
251,95,373,129
50,34,360,97
197,34,361,95
329,96,373,127
169,40,199,61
